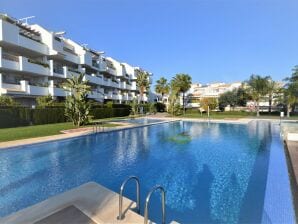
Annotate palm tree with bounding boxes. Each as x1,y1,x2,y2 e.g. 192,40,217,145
136,69,150,103
283,66,298,117
63,73,91,99
63,73,91,126
155,77,169,102
246,74,270,117
171,73,192,114
168,81,181,115
267,79,278,114
284,85,297,117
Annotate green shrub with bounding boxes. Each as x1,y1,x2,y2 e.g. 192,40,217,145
105,101,114,108
149,103,157,114
168,103,182,116
0,95,19,106
36,95,54,108
155,102,166,112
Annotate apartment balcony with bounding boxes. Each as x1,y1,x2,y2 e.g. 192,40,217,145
126,84,132,90
63,51,80,64
80,51,92,66
84,74,101,85
111,81,119,88
92,60,100,69
0,20,48,55
101,79,110,86
124,95,134,101
98,60,107,72
118,82,125,89
49,87,68,97
0,53,20,71
104,92,120,100
0,82,24,94
121,94,128,101
89,90,104,100
52,67,64,78
52,38,64,54
80,52,100,70
19,35,48,55
48,80,68,97
2,80,48,96
106,67,117,76
20,57,50,76
27,85,49,96
66,67,81,78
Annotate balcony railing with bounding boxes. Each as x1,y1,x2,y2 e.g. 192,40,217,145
2,52,19,62
92,60,99,68
19,25,42,43
63,47,77,56
27,58,49,68
53,67,64,74
68,67,81,74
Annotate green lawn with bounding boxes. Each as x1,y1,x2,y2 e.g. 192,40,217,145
0,118,125,142
0,123,76,142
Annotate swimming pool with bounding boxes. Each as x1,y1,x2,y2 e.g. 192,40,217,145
0,121,295,223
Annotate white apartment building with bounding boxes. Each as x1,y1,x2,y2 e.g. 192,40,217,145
186,82,242,108
0,14,149,106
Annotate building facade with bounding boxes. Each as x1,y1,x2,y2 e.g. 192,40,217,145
186,82,242,108
0,14,150,107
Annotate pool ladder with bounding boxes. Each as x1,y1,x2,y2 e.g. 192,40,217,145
117,176,166,224
93,122,104,133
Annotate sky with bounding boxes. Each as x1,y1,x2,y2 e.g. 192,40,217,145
1,0,298,84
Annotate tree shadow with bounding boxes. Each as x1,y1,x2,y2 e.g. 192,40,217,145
196,164,214,223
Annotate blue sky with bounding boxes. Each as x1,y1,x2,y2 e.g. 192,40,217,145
1,0,298,84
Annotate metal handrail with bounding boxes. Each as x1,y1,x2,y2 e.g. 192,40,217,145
93,122,99,133
93,122,104,133
144,185,166,224
117,176,140,220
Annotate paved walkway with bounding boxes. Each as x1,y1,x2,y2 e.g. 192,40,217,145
286,141,298,183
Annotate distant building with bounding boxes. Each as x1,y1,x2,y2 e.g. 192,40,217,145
186,82,242,108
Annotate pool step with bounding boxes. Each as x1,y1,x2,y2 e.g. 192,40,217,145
0,182,179,224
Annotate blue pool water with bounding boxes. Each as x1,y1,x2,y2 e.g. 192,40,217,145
0,121,295,223
117,118,164,125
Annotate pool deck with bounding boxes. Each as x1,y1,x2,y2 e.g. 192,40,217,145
0,182,146,224
286,141,298,186
0,182,179,224
285,140,298,221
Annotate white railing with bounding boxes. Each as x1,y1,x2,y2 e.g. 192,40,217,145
19,35,48,55
1,58,20,70
20,57,50,76
84,74,101,85
1,83,22,91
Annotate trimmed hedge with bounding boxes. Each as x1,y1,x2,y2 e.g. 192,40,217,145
0,106,131,128
91,107,130,119
32,108,66,125
0,107,31,128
